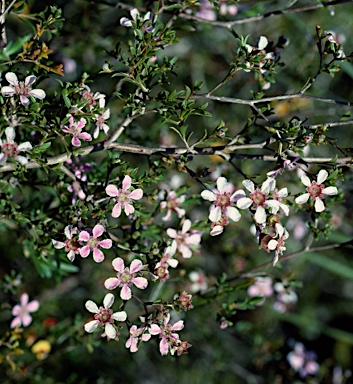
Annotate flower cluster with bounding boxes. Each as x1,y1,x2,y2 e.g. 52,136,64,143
287,342,319,378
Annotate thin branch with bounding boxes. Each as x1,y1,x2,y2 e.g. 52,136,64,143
178,0,353,29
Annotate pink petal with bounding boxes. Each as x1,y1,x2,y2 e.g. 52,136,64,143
106,185,119,197
79,132,92,141
12,304,21,316
120,285,132,300
20,293,29,307
77,118,87,129
124,203,135,215
10,316,22,328
79,245,91,258
104,277,120,290
122,175,132,190
130,259,143,273
112,257,124,272
93,248,105,262
182,219,191,233
179,244,192,258
112,203,122,218
149,324,161,335
171,320,184,331
26,300,39,313
159,338,169,355
72,137,81,147
99,239,112,249
133,277,148,290
130,188,143,200
166,228,177,238
92,224,104,238
79,231,90,242
128,337,138,352
22,314,33,327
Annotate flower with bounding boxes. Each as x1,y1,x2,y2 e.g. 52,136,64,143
188,271,208,293
52,225,81,262
149,313,184,356
195,0,216,21
287,342,319,378
79,224,112,263
93,98,110,139
236,178,280,224
80,84,105,110
295,169,338,212
166,219,202,258
177,291,194,311
273,282,298,313
268,223,289,265
31,340,51,360
201,177,242,223
247,277,273,303
1,72,46,106
84,293,127,339
106,175,143,218
0,127,32,165
154,243,178,282
160,191,186,221
61,115,92,147
120,8,154,33
126,325,151,352
11,293,39,328
104,257,148,300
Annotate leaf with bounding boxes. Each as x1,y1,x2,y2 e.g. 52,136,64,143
305,252,353,280
3,35,32,56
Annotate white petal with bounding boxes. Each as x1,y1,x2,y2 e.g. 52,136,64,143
237,197,252,209
226,206,241,222
201,190,216,202
85,300,99,314
323,186,338,196
295,193,310,205
254,206,266,224
277,188,288,198
279,203,290,216
300,175,311,187
120,17,132,27
5,127,16,142
314,199,325,212
268,239,278,250
217,177,227,194
5,72,18,86
258,36,268,50
18,141,32,152
112,311,127,322
209,206,221,222
167,258,178,268
1,86,16,95
317,169,328,184
261,178,275,193
130,8,140,21
29,89,46,100
103,293,115,309
84,320,99,333
242,179,255,192
105,323,116,339
16,155,29,165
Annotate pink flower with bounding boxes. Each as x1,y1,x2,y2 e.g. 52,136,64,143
201,177,241,224
0,127,32,165
61,115,92,147
236,178,280,224
1,72,46,106
11,293,39,328
52,225,81,262
188,270,208,293
154,243,178,282
84,293,127,339
149,313,184,356
106,175,143,218
273,282,297,313
104,257,148,300
126,325,151,352
160,191,186,221
93,98,110,139
166,219,202,258
268,223,289,265
80,84,105,110
247,276,273,305
287,342,319,378
195,0,216,21
79,224,112,263
295,169,338,212
177,291,194,311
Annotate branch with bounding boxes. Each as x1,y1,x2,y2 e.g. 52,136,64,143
179,0,353,28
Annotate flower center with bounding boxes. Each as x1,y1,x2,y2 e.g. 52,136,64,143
250,190,266,206
88,237,98,248
167,198,177,210
15,82,30,96
2,142,19,158
118,190,130,203
65,238,80,252
82,92,96,107
95,308,113,325
216,193,230,208
121,270,132,284
307,182,324,199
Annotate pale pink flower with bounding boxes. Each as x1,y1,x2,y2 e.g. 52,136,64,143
1,72,46,106
0,127,32,165
11,293,39,328
81,84,105,110
79,224,112,263
177,291,193,311
104,257,148,300
166,219,202,258
188,271,208,293
62,115,92,147
236,178,280,224
149,313,184,356
196,0,216,21
154,243,178,282
52,225,80,262
268,223,289,265
201,177,242,223
295,169,338,212
160,191,186,221
247,276,273,299
126,325,151,352
273,282,298,313
106,175,143,218
93,97,110,139
220,2,238,16
84,293,127,339
287,342,319,378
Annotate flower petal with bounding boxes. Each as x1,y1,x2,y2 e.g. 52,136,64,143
295,193,310,205
209,206,221,222
254,206,267,224
112,311,127,322
201,190,216,202
99,239,112,249
29,89,46,100
79,245,91,258
105,323,116,339
84,320,99,333
112,203,122,218
300,175,311,187
130,188,143,200
93,248,105,262
5,72,18,86
236,197,252,209
217,177,227,194
133,277,148,290
85,300,99,313
242,179,255,192
323,186,338,196
317,169,328,184
112,257,124,272
314,198,325,212
130,259,143,273
104,277,120,290
122,175,132,190
92,224,104,238
120,285,132,300
106,185,119,197
103,293,115,309
226,206,241,222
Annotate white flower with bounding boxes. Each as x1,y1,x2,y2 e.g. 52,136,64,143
1,72,46,106
120,8,154,33
295,169,338,212
84,293,127,339
0,127,32,165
